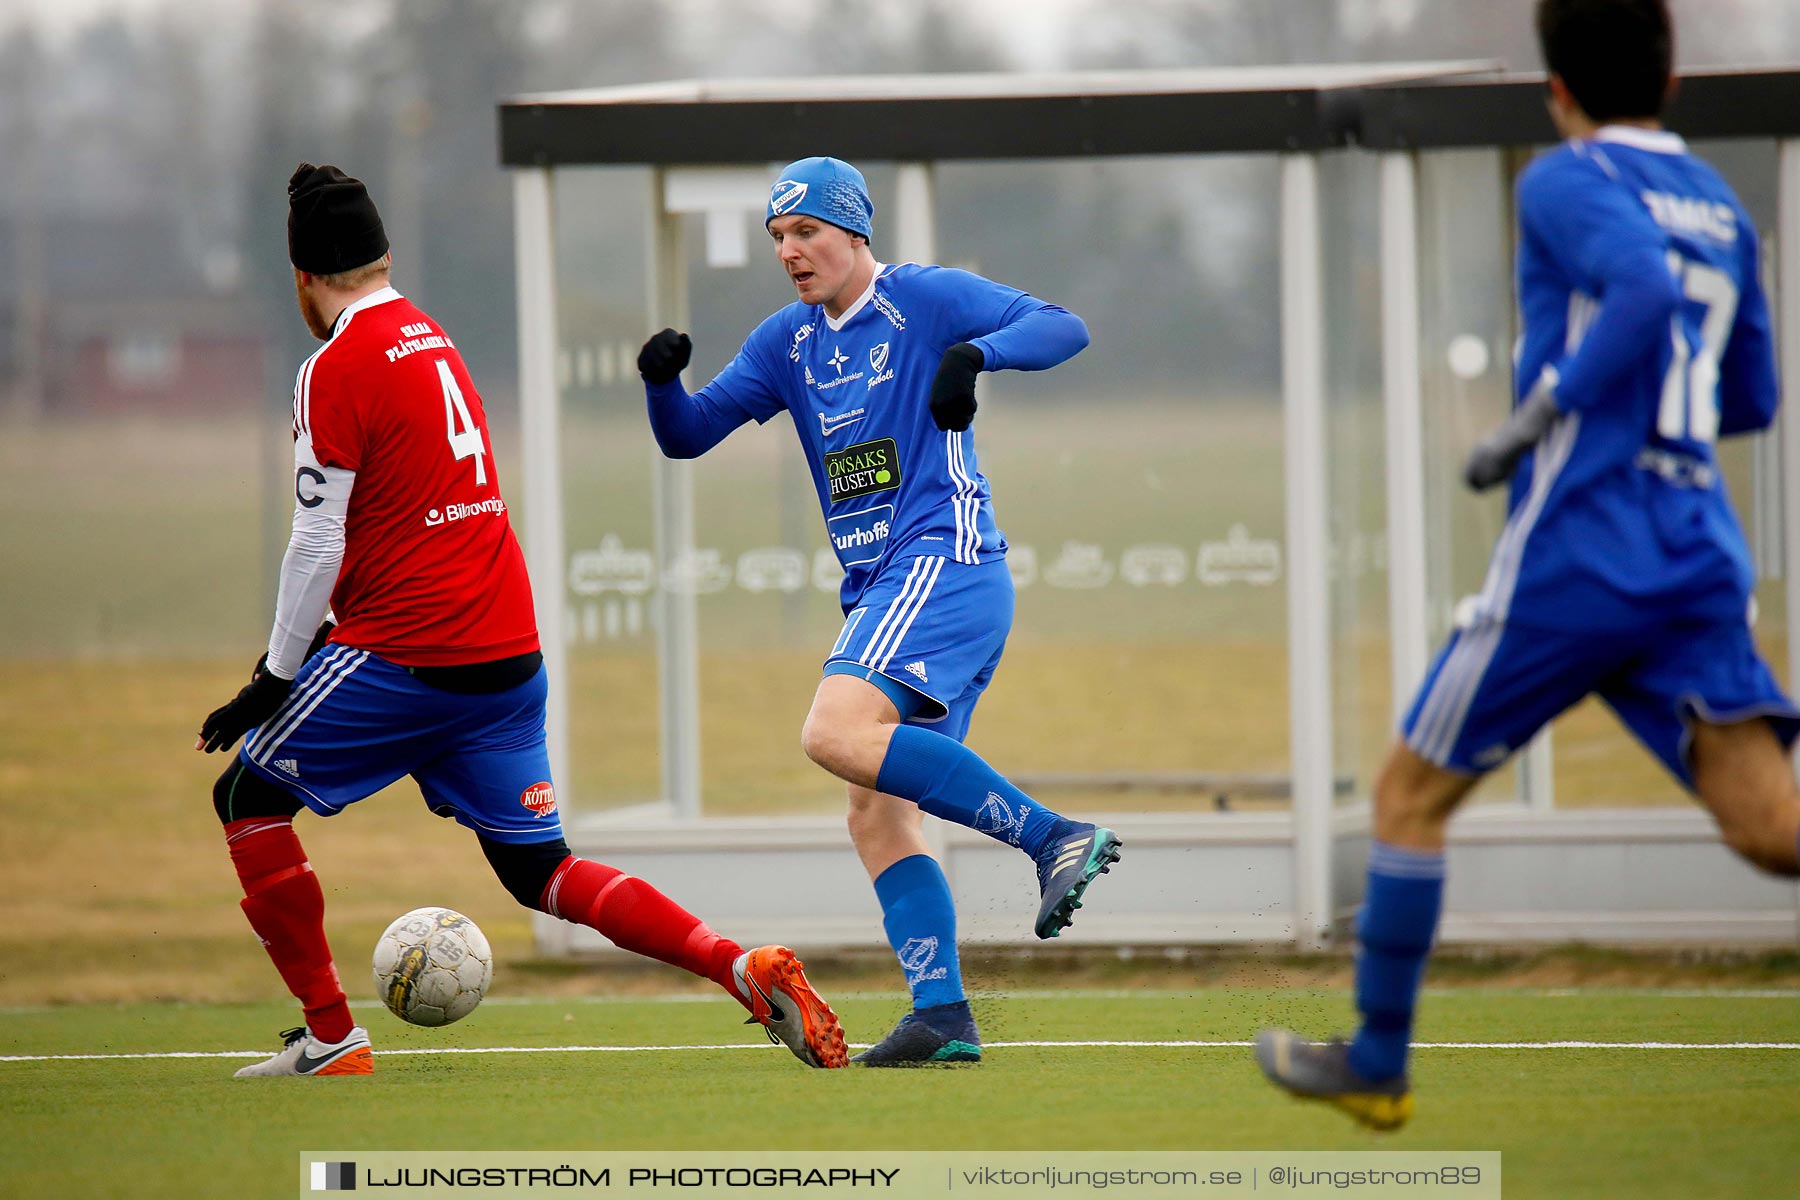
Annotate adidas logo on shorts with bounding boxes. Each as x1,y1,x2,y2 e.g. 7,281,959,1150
903,661,928,684
273,758,301,777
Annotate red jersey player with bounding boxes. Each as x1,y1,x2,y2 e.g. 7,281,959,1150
197,163,846,1075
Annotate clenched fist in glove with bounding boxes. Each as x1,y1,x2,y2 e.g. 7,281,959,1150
638,329,693,385
929,342,984,432
1464,377,1561,491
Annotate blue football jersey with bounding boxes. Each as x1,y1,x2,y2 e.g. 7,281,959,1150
682,263,1086,608
1480,126,1778,632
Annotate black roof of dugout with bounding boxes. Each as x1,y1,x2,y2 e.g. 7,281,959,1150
1353,66,1800,149
497,63,1800,168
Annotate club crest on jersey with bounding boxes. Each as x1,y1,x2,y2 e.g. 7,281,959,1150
866,341,895,390
519,782,557,817
769,179,808,216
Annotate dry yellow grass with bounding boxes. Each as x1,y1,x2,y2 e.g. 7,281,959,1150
0,638,1750,1006
0,660,526,1004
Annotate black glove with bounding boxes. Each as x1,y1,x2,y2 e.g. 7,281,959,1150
928,342,984,432
1464,383,1561,491
638,329,692,385
198,657,293,753
306,619,336,661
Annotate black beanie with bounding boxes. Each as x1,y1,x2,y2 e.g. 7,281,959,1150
287,163,389,274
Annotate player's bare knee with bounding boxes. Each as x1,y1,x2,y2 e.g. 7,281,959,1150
1692,721,1800,877
804,707,882,782
800,712,849,775
1756,840,1800,878
1721,823,1797,876
1373,743,1471,845
1373,755,1433,824
1705,796,1798,876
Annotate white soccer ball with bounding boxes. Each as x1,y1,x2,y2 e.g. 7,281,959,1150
371,907,492,1027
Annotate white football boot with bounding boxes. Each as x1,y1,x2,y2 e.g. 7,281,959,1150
234,1025,373,1077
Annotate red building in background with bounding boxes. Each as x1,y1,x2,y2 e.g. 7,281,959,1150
3,214,269,416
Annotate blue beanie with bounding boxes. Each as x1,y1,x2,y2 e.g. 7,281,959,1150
766,157,874,242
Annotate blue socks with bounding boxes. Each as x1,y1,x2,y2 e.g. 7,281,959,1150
876,724,1071,858
1347,841,1446,1083
873,854,965,1010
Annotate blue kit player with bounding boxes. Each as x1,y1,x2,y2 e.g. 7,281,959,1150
1257,0,1800,1129
637,157,1122,1064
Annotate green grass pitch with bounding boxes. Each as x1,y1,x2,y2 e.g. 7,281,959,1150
4,988,1797,1199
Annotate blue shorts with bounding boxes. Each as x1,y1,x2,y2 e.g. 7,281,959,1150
1402,611,1800,789
823,554,1013,743
238,646,564,844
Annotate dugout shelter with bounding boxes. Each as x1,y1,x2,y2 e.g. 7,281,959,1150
498,64,1800,954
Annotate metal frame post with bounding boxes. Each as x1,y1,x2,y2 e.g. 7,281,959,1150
1380,151,1430,721
649,170,704,819
1779,141,1800,705
1518,732,1555,811
1282,153,1335,948
1499,148,1556,811
892,161,950,871
893,162,937,266
512,168,570,803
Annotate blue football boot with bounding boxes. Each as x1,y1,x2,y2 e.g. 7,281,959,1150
1032,823,1122,939
852,1003,981,1067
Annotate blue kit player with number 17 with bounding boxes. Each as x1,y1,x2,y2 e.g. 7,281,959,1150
1257,0,1800,1130
637,157,1122,1065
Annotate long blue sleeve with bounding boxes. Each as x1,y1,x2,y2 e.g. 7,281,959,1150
1718,218,1779,437
644,320,789,459
908,265,1088,375
644,377,751,459
1548,256,1680,414
1519,153,1680,415
969,299,1090,372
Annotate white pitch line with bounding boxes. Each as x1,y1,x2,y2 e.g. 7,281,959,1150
5,1039,1799,1064
476,987,1800,1004
987,1040,1800,1050
7,987,1796,1017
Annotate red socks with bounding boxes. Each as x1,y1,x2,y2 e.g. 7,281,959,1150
224,817,354,1043
541,856,746,1008
226,826,744,1033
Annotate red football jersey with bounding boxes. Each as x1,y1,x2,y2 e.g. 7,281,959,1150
294,288,539,666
